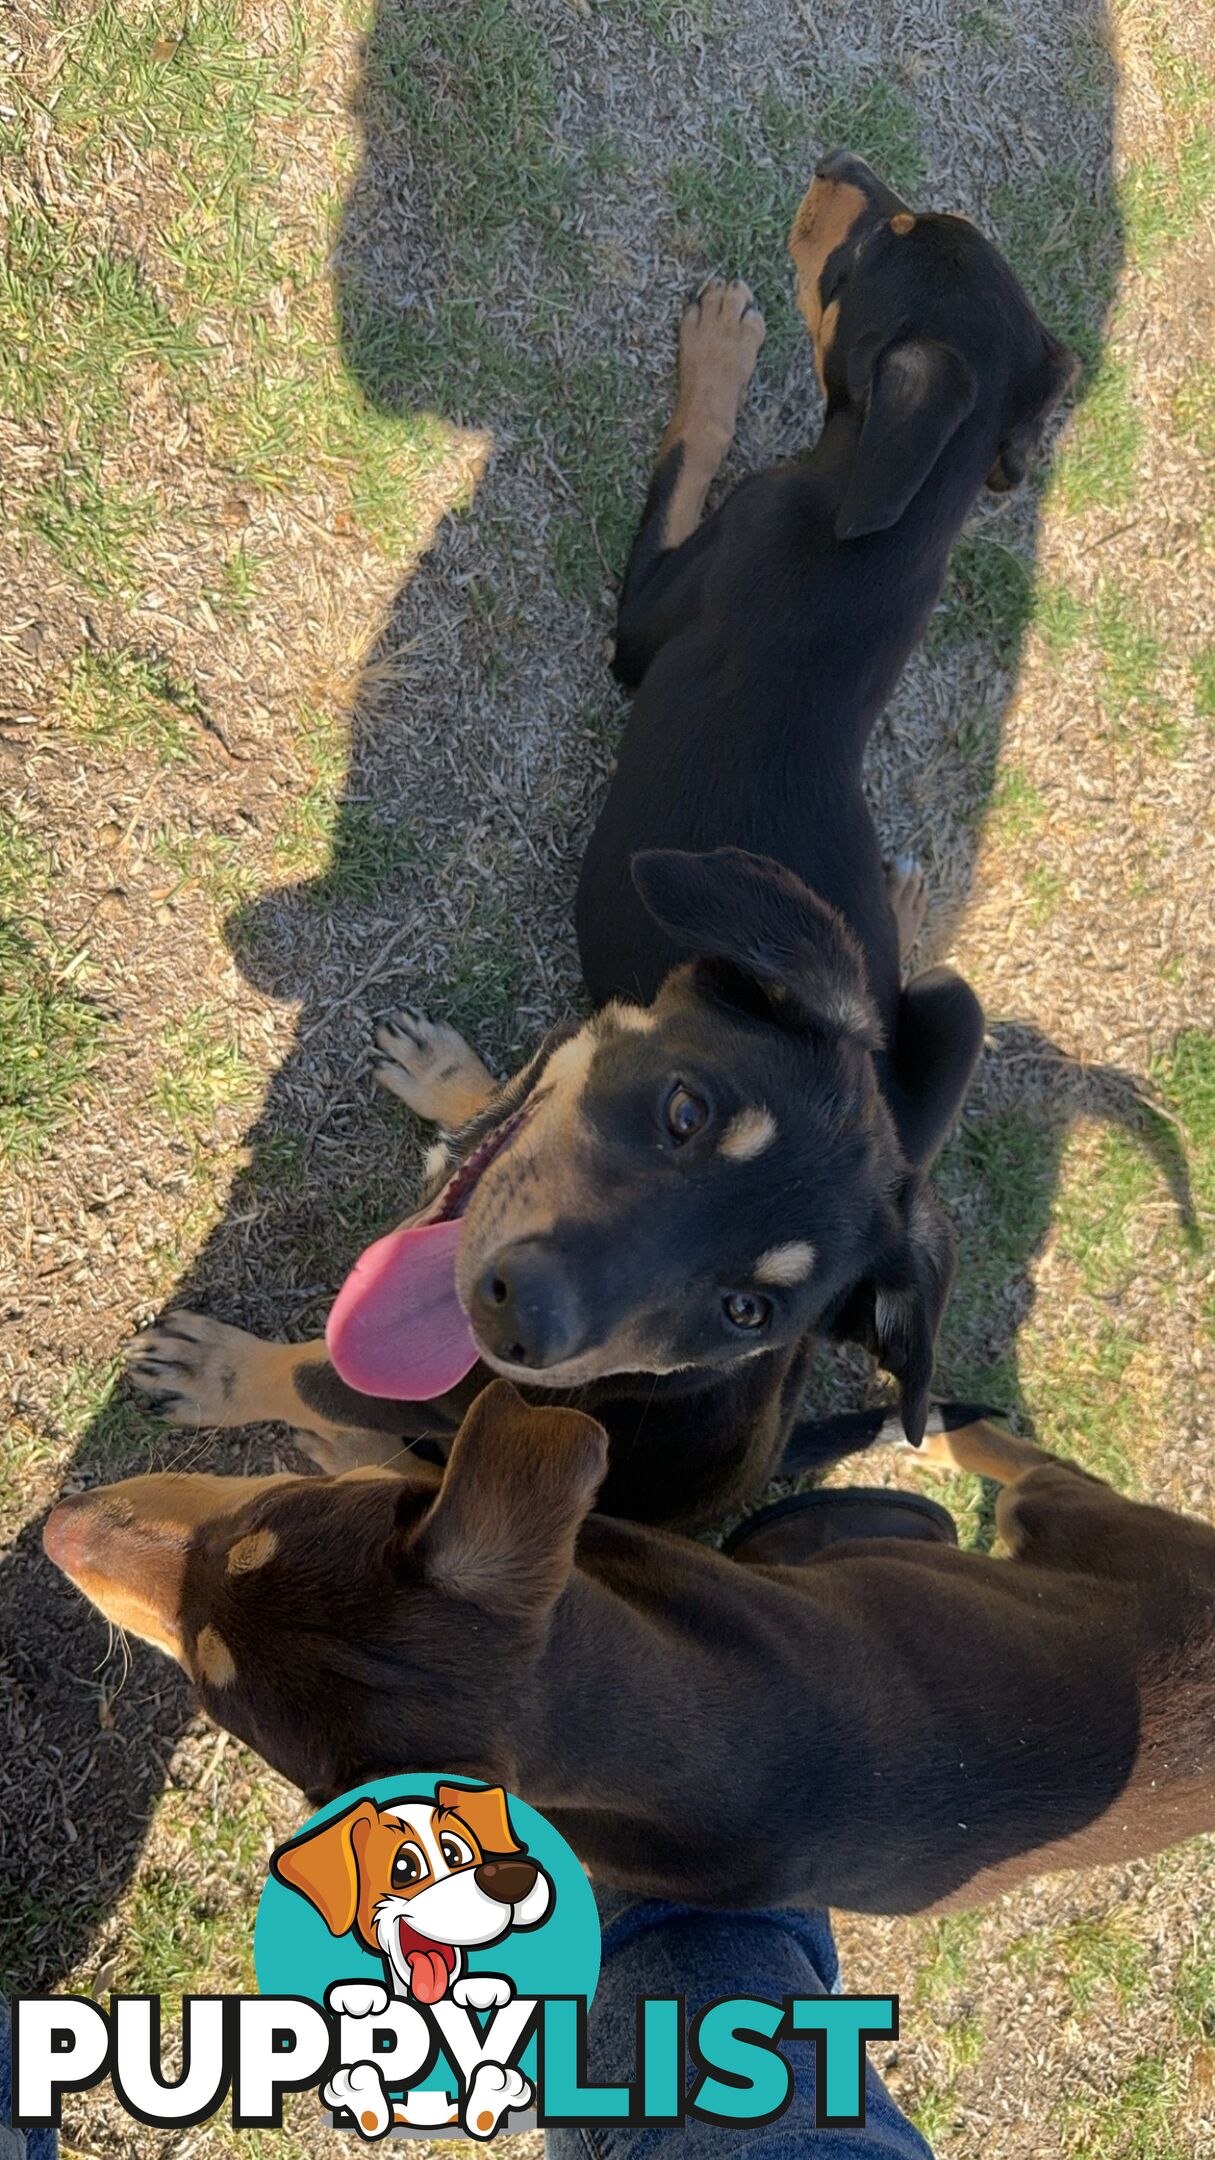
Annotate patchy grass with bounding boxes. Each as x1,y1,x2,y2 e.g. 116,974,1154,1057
1009,1911,1151,2011
1172,365,1215,464
1057,2053,1189,2160
26,458,159,599
812,72,926,195
0,923,106,1166
1051,355,1142,511
933,536,1036,664
5,3,1214,2157
154,1007,255,1130
58,648,206,762
983,764,1048,844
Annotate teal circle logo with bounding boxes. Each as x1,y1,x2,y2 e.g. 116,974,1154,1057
254,1775,599,2137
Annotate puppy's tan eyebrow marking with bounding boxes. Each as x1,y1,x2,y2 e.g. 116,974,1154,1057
226,1528,279,1575
195,1625,237,1687
755,1240,816,1286
720,1107,777,1161
891,212,916,235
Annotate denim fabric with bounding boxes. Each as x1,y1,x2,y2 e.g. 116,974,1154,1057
1,1999,57,2160
545,1893,934,2160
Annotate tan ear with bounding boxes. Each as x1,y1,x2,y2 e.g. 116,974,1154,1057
410,1380,608,1620
437,1783,523,1857
270,1798,379,1934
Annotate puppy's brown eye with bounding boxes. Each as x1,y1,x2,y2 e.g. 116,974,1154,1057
723,1291,772,1332
440,1832,473,1868
391,1841,426,1888
665,1083,708,1141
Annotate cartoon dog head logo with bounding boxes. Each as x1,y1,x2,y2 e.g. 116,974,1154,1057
271,1782,553,2005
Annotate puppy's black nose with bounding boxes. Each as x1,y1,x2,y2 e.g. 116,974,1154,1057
475,1859,538,1904
470,1241,585,1371
815,147,867,183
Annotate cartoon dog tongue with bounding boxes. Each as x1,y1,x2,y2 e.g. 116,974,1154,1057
399,1921,457,2005
326,1218,479,1400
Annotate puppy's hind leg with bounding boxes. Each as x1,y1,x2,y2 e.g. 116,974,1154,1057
614,280,764,686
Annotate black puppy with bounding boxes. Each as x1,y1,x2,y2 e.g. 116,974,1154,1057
129,156,1074,1528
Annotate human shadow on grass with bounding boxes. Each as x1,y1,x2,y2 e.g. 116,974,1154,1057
6,0,1151,1995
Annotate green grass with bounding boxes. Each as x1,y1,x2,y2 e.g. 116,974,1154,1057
1123,121,1215,268
1033,581,1088,658
666,101,808,367
362,0,577,274
812,73,926,196
0,923,106,1166
26,457,158,599
1057,2054,1188,2160
1172,365,1215,463
912,1911,986,2004
154,1007,255,1129
152,826,263,916
936,1107,1059,1407
120,1869,235,1998
1190,647,1215,720
1008,1912,1150,2012
1024,862,1065,925
1051,356,1142,512
205,541,263,615
51,1357,172,1476
1174,1920,1215,2041
0,206,203,441
992,165,1122,368
1154,1029,1215,1228
59,647,206,761
984,765,1048,844
932,536,1035,664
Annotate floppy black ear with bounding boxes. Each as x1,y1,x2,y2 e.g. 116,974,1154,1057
836,337,978,540
632,845,882,1048
829,1174,956,1444
987,332,1080,491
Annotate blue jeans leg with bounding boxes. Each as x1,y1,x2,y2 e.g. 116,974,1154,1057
545,1892,934,2160
1,1998,57,2160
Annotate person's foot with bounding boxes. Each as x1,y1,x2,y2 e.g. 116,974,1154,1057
885,854,928,969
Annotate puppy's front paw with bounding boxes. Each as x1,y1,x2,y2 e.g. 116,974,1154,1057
463,2061,532,2138
375,1008,495,1128
124,1311,268,1428
452,1973,514,2011
327,1980,391,2021
324,2061,392,2140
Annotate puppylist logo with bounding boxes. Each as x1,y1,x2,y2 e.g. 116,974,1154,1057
12,1776,898,2138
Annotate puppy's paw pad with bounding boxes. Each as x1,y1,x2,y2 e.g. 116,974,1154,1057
374,1009,494,1126
327,1980,391,2020
453,1973,514,2011
124,1311,260,1427
463,2062,532,2138
324,2062,391,2139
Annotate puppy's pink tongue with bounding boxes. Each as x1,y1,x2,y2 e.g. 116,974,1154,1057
325,1218,479,1400
407,1948,452,2005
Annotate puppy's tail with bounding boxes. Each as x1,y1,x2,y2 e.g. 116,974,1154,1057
779,1401,1005,1479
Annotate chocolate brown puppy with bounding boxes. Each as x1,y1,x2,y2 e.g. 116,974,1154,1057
46,1385,1215,1915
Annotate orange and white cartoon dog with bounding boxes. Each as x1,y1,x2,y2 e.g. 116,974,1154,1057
273,1784,552,2139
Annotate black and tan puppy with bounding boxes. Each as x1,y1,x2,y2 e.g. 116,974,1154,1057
129,156,1075,1527
45,1384,1215,1914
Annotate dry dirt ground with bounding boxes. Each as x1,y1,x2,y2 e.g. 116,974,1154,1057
1,0,1213,2155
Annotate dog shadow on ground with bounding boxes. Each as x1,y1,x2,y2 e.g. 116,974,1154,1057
8,0,1174,1996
